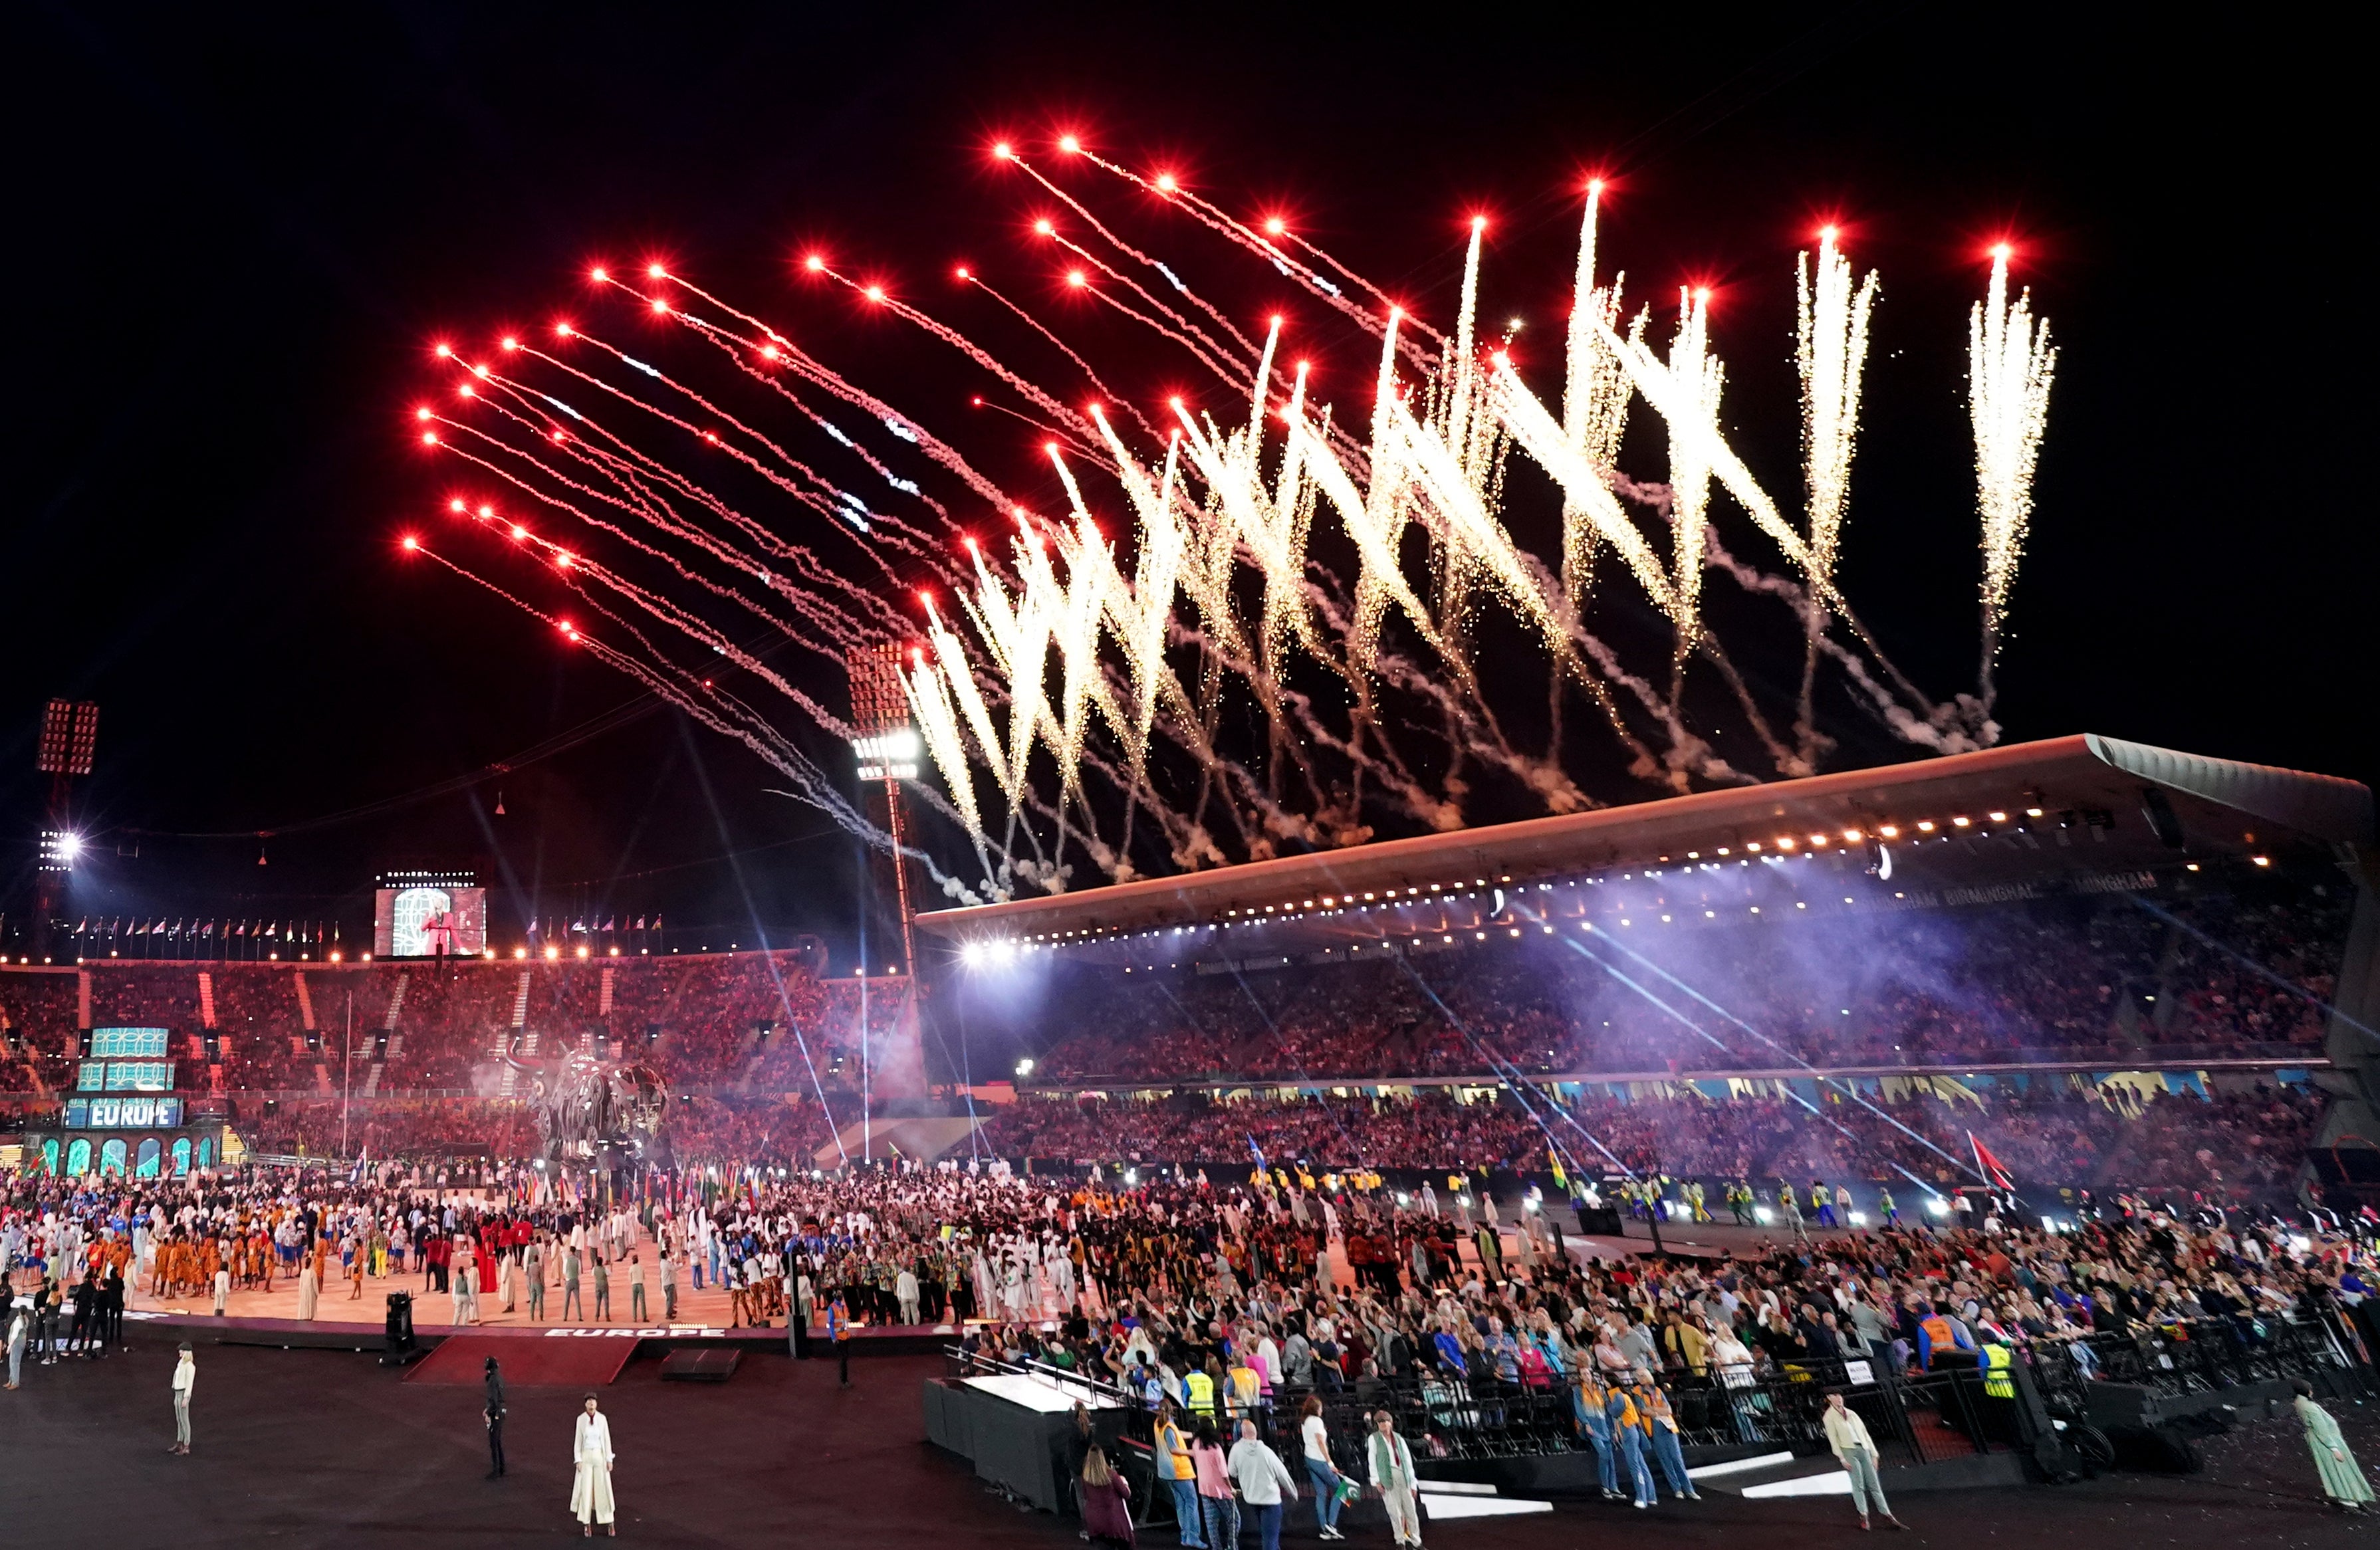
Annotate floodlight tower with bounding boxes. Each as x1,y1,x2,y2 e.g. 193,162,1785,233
847,643,921,981
32,699,100,963
848,643,924,1165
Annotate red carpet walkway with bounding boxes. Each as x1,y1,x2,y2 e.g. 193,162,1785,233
406,1332,638,1387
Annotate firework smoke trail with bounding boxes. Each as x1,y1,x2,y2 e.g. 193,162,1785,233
473,332,913,594
588,276,957,538
444,369,912,644
1003,146,1266,362
410,537,933,887
1064,142,1441,366
460,356,884,594
956,269,1160,438
643,269,1023,517
1038,219,1258,380
1970,245,2056,698
1043,237,1250,390
455,495,863,740
805,259,1098,448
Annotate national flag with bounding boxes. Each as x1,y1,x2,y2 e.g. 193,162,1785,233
1969,1131,2014,1192
1247,1135,1266,1172
634,917,647,931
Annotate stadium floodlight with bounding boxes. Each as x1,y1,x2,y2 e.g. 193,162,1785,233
1014,1057,1034,1077
851,727,921,781
35,700,100,776
38,831,82,872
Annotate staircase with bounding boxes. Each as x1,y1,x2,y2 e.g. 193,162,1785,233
197,972,217,1028
500,972,533,1094
599,966,616,1016
369,972,408,1093
294,970,316,1032
1409,1478,1552,1521
1689,1452,1849,1498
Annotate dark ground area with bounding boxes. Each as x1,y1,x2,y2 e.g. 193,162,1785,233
3,1338,2371,1548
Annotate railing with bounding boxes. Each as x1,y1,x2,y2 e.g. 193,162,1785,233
945,1314,2373,1517
2028,1311,2368,1411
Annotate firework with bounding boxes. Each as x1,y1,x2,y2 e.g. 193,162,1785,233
1970,244,2057,687
407,140,2054,901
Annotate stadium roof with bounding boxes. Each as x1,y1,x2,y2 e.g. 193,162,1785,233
913,734,2371,960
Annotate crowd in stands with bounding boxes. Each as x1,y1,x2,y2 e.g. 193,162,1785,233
0,884,2349,1205
0,952,886,1099
1026,889,2349,1081
232,1092,851,1170
975,1081,2325,1200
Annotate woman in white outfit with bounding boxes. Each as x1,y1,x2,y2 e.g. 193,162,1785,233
572,1393,616,1535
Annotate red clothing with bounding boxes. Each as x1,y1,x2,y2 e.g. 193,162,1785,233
1082,1473,1135,1545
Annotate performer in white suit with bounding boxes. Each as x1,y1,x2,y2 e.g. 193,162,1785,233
571,1394,616,1535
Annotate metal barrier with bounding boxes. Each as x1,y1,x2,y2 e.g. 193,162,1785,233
2029,1311,2369,1409
943,1315,2371,1511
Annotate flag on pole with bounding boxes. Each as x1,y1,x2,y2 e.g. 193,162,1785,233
1969,1131,2014,1192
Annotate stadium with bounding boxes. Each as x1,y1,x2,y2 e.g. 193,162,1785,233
7,15,2377,1549
7,732,2370,1205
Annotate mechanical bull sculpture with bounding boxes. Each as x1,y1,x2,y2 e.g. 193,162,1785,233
505,1038,669,1162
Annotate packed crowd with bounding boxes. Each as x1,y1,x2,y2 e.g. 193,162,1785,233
15,1150,2367,1506
1027,888,2348,1081
237,1093,847,1170
978,1081,2325,1199
0,952,890,1097
160,1071,2331,1200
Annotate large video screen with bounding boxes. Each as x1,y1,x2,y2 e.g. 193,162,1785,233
374,884,488,957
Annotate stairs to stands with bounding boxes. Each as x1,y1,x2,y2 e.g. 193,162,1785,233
500,972,533,1095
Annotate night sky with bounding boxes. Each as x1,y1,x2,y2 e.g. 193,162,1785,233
5,5,2366,964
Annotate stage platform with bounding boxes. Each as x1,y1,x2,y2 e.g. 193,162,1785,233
408,1331,639,1387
